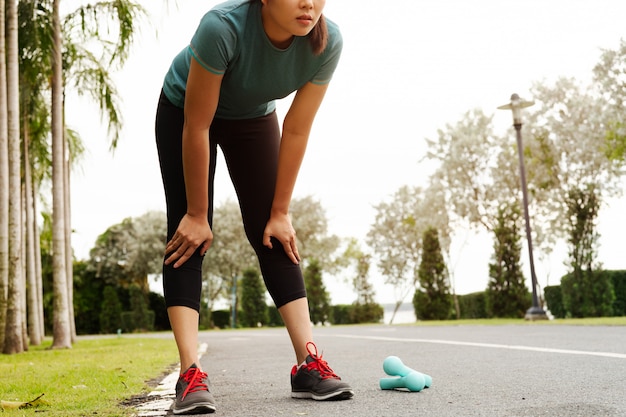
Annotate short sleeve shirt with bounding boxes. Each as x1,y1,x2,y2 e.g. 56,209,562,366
162,0,343,119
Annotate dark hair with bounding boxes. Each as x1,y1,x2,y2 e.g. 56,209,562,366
309,14,328,56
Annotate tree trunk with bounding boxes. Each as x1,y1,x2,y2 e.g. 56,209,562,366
23,128,42,345
50,0,71,349
3,0,24,354
64,139,76,342
32,184,45,337
0,0,9,349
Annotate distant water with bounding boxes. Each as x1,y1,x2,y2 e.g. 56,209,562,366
383,303,416,324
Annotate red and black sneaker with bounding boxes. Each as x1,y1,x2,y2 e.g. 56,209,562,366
172,364,216,415
290,342,354,401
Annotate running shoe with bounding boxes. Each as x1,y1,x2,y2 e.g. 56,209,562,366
291,342,354,401
172,363,216,415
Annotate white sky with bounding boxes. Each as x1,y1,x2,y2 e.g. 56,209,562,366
67,0,626,305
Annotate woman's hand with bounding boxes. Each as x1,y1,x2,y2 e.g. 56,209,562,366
262,212,301,264
164,213,213,268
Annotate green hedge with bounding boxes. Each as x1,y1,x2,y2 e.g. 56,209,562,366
561,270,615,318
457,292,488,319
545,270,626,318
544,285,565,318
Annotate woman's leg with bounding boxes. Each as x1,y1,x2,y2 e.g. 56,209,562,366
213,113,310,362
155,91,218,371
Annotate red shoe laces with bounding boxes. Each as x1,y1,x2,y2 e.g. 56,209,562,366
181,367,208,400
304,342,340,380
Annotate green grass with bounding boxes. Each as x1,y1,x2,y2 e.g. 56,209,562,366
0,335,179,416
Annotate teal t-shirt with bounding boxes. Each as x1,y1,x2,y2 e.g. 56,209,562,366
162,0,343,120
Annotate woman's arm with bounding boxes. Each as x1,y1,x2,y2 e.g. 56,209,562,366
262,81,330,264
165,58,224,268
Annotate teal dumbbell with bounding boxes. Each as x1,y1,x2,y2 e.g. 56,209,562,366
379,371,426,392
381,356,432,389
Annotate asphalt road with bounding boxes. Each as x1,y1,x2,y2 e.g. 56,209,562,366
143,323,626,417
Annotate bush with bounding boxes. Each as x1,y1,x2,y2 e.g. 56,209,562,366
544,285,565,318
148,292,171,331
330,305,351,325
609,270,626,316
349,302,384,324
457,292,487,319
212,310,231,329
99,286,123,334
267,306,284,327
561,270,614,317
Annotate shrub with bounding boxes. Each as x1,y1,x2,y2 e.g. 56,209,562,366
544,285,565,318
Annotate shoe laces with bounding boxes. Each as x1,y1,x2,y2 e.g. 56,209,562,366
181,366,209,400
304,342,340,380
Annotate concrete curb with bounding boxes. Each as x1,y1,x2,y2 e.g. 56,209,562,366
135,343,208,417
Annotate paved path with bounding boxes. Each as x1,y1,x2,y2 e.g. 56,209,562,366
136,323,626,417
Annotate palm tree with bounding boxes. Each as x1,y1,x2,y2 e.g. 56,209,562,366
0,0,10,349
3,0,25,354
1,0,150,351
50,0,72,349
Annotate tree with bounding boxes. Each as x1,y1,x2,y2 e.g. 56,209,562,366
88,211,167,292
239,268,267,328
50,0,72,350
413,227,452,321
303,259,330,325
367,185,449,324
290,195,341,272
560,185,614,318
339,239,382,323
525,78,625,246
0,0,9,350
3,0,26,354
486,204,528,318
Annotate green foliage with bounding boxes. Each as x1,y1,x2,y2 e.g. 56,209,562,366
561,271,614,318
303,259,331,325
239,268,268,328
536,271,625,319
99,286,123,334
329,303,384,324
457,292,488,319
349,302,384,324
609,270,626,316
544,285,566,318
566,185,600,273
121,285,154,332
88,211,167,292
211,310,231,329
486,204,529,318
73,261,103,335
148,291,171,331
413,227,453,320
267,306,284,327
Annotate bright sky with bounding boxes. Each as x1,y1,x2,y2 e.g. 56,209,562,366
67,0,626,305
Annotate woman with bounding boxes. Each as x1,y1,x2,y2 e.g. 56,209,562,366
155,0,352,414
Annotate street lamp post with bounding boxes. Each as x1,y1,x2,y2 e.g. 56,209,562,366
498,94,548,321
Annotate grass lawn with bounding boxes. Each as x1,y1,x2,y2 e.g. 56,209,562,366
0,335,179,416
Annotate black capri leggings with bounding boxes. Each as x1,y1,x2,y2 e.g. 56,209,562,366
155,91,306,312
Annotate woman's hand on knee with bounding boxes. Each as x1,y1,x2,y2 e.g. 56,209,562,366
164,214,213,268
263,214,301,265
